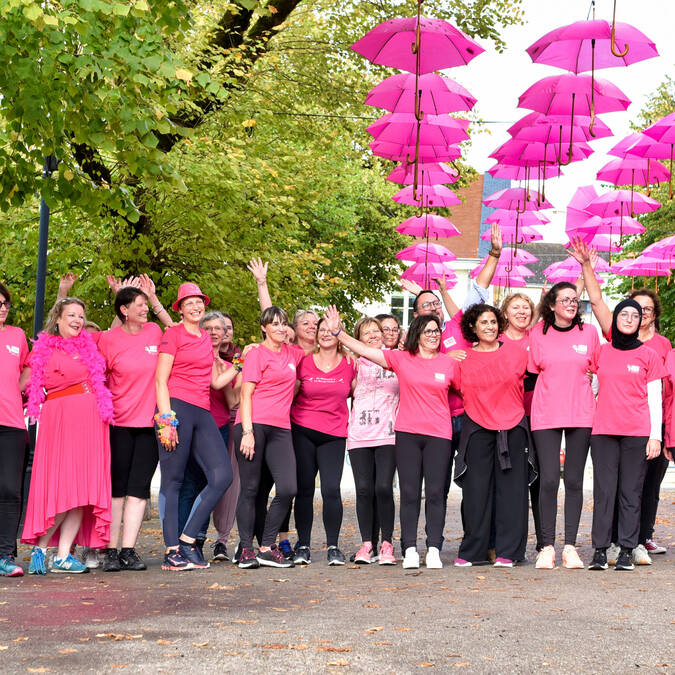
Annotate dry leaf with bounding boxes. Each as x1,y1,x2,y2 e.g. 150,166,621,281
156,639,176,645
27,669,50,673
394,627,412,632
453,663,471,668
59,649,77,654
317,647,351,652
416,663,435,668
326,659,349,667
13,637,29,642
271,607,288,612
271,578,290,583
0,646,8,651
207,583,234,590
363,604,381,609
232,619,258,625
263,644,288,650
192,642,209,647
375,641,392,646
365,626,384,634
78,638,91,642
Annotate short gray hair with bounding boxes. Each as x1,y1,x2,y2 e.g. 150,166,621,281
200,311,227,330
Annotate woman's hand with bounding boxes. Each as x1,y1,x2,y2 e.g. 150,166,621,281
448,349,467,362
431,272,449,293
138,273,156,298
58,272,78,298
247,257,268,285
324,305,342,334
567,236,591,265
242,342,261,358
646,439,661,460
240,431,255,460
400,278,423,295
160,425,178,451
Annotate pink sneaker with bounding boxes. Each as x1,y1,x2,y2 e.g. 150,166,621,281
645,539,666,554
354,543,374,564
454,558,472,567
378,541,396,566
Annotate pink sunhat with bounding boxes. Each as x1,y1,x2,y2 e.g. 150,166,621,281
172,282,211,312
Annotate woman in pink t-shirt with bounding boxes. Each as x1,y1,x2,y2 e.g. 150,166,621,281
324,306,458,571
0,282,30,578
528,282,599,571
289,316,356,566
665,349,675,460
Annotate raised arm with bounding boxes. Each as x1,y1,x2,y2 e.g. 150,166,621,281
475,223,503,290
139,274,175,328
247,257,272,311
211,357,239,390
324,305,388,369
432,272,460,318
57,272,78,300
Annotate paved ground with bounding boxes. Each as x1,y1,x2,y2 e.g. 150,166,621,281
2,490,673,674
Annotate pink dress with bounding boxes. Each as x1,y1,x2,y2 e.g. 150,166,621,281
21,348,112,547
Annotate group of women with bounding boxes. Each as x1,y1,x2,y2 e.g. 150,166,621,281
0,235,673,576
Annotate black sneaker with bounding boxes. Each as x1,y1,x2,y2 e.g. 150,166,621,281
232,542,243,565
162,549,193,571
293,545,311,565
615,548,635,571
179,541,210,569
102,548,121,572
589,548,608,570
238,547,260,569
119,548,147,571
212,542,229,561
257,545,295,568
327,546,346,566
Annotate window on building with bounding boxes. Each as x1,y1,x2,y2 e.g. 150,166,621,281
390,292,414,328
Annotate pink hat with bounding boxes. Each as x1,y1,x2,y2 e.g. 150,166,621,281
172,282,210,312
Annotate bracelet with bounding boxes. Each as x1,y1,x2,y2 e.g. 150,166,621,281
152,304,164,314
488,249,501,259
331,327,342,338
154,411,179,429
242,428,253,436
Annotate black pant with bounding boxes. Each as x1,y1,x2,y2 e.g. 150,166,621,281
110,426,158,499
532,427,590,547
254,466,293,545
0,426,27,557
395,431,452,551
591,435,648,549
458,426,529,563
292,424,345,548
158,399,232,547
235,423,297,549
639,451,668,543
349,444,396,544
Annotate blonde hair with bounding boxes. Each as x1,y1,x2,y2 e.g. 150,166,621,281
314,316,345,356
353,316,382,342
43,297,86,335
500,293,535,328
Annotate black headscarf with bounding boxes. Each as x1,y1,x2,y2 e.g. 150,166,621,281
611,299,642,351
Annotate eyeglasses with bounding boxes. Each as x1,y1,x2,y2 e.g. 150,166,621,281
422,328,441,337
317,328,333,335
420,300,442,311
0,301,10,309
618,311,640,321
557,297,579,306
382,327,400,334
640,306,654,315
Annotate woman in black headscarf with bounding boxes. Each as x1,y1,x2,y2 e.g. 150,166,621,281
587,299,665,571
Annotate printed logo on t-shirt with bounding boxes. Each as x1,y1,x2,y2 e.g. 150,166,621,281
443,337,456,348
434,372,446,382
288,363,296,371
5,344,20,356
145,345,158,354
572,344,588,354
626,364,640,374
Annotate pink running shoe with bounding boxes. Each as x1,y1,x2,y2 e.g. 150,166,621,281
454,558,472,567
354,543,374,564
493,557,513,568
378,541,396,565
645,539,666,554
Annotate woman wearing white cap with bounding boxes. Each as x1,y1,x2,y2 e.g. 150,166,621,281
155,283,238,571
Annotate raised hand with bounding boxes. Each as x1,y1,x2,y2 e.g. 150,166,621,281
490,222,503,253
400,278,423,295
324,305,341,334
431,272,448,293
567,236,591,264
246,257,268,285
138,273,156,297
58,272,78,299
120,276,141,289
106,275,121,295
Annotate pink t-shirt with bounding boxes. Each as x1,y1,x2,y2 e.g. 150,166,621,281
383,349,457,440
235,343,305,429
453,341,527,431
96,323,162,427
665,350,675,448
528,322,599,431
159,324,214,410
0,325,29,429
291,354,356,437
348,356,399,450
439,311,472,417
591,343,666,437
500,330,532,416
210,386,229,428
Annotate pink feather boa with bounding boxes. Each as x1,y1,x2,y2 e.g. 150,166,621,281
27,331,114,424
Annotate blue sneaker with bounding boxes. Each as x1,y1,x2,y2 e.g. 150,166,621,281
178,541,209,569
279,539,293,560
51,554,89,574
29,547,47,575
0,554,24,577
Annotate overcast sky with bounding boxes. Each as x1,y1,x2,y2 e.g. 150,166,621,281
454,0,675,242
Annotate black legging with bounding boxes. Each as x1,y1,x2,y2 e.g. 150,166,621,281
395,431,452,551
532,427,591,547
292,424,345,548
349,444,396,544
157,398,232,548
0,426,27,557
235,423,297,549
255,467,292,544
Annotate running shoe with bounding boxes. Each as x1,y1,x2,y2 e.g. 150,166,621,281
232,542,243,565
606,542,620,566
354,543,374,564
402,547,419,569
425,547,443,569
102,548,121,572
0,554,24,577
645,539,666,554
293,545,311,565
119,548,147,571
238,547,259,569
278,539,293,560
29,547,47,575
494,557,514,568
632,544,652,566
179,541,210,569
162,550,193,571
257,545,294,568
615,548,634,571
52,554,89,574
535,545,555,570
327,546,346,566
82,547,101,569
562,545,584,569
378,541,396,566
195,538,206,556
453,558,472,567
588,548,608,571
212,542,229,562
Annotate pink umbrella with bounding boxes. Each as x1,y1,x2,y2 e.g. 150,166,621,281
396,242,457,263
643,234,675,258
490,137,594,165
618,133,675,199
544,257,610,276
481,225,543,243
488,162,564,180
569,213,646,237
370,140,461,163
611,256,673,276
643,113,675,196
351,16,484,74
392,185,461,208
485,209,551,226
367,112,470,146
585,190,661,218
469,261,530,287
608,132,657,158
510,112,613,143
473,247,538,275
365,73,477,115
387,161,459,186
396,214,461,239
401,262,458,291
483,188,552,212
576,233,623,253
596,157,670,190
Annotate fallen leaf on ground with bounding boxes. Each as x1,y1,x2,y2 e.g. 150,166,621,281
58,649,77,654
394,627,412,632
365,626,384,634
271,578,290,583
27,669,50,673
13,637,29,642
326,659,349,667
207,583,234,590
156,639,176,645
375,641,392,646
417,663,435,667
0,646,7,651
232,620,258,625
317,647,351,652
363,604,381,609
192,642,209,647
453,663,471,668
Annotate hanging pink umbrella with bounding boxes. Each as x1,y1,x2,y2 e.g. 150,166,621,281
396,214,461,238
544,257,610,276
351,17,484,74
401,262,457,291
481,225,543,243
575,233,623,253
643,234,675,258
585,190,661,218
617,133,675,199
483,188,552,211
643,113,675,196
569,213,646,236
469,262,530,287
370,140,461,163
608,132,657,158
610,256,673,276
490,138,594,165
485,209,551,226
387,161,459,186
367,112,470,146
365,73,477,115
508,112,613,140
488,162,564,180
396,242,457,263
392,185,461,208
596,157,670,190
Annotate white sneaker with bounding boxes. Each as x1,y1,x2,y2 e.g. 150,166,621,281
606,542,620,567
402,547,420,569
425,547,443,569
632,544,652,566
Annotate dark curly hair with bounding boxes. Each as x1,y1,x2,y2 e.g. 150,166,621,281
540,282,584,334
403,314,442,354
461,304,507,344
629,288,662,331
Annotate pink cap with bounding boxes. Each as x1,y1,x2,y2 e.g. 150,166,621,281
172,282,210,312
